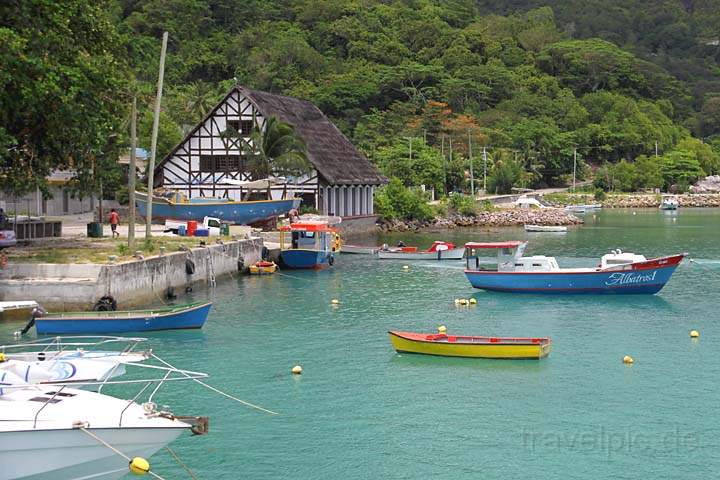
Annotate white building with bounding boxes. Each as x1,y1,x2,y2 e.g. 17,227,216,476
154,85,387,218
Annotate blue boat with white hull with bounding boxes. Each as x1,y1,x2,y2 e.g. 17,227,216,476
464,241,685,295
135,191,300,225
33,302,212,334
278,221,339,269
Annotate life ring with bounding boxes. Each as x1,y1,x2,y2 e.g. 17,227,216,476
93,295,117,312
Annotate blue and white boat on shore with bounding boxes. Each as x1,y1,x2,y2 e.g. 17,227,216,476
32,302,212,334
135,191,300,225
464,241,685,294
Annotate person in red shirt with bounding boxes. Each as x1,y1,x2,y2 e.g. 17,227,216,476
109,208,120,238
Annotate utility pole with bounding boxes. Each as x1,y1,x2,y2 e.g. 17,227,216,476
468,131,474,197
145,31,168,238
572,148,577,192
128,97,137,250
482,146,488,193
441,135,447,195
655,141,659,158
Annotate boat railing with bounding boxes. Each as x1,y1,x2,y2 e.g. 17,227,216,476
33,385,67,428
1,335,148,356
2,353,209,429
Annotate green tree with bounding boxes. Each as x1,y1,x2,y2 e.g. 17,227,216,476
375,139,446,195
634,155,664,190
660,151,704,191
374,178,433,221
487,154,522,194
0,0,128,198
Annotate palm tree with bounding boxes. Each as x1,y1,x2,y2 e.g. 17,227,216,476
244,116,311,179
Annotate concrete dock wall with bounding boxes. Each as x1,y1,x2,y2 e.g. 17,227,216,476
0,238,263,311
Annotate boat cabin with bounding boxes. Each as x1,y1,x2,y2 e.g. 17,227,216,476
279,221,339,253
599,250,647,269
465,241,527,271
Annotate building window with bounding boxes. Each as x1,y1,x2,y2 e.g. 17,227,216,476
199,155,242,172
227,119,254,136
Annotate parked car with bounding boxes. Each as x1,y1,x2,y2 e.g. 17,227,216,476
0,230,17,249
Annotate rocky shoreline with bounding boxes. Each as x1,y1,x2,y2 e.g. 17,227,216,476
548,193,720,208
379,208,582,232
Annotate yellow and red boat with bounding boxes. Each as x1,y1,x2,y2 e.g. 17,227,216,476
249,260,277,275
388,331,551,359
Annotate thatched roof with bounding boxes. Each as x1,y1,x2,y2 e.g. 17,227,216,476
158,85,387,186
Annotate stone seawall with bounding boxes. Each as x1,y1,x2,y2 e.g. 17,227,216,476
0,238,263,311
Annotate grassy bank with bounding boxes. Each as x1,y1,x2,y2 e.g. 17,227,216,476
4,236,209,264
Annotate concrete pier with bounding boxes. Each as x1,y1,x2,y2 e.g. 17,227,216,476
0,238,264,311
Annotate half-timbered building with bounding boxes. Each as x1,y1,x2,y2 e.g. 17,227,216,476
155,85,387,218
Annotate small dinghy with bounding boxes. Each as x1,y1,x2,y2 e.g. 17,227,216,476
249,260,277,274
524,225,567,233
340,244,379,255
388,331,552,359
377,241,464,260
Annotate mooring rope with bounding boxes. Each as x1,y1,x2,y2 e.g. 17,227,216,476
80,427,167,480
165,446,199,480
150,354,279,415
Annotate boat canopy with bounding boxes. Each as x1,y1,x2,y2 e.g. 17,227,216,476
280,221,335,233
464,241,525,249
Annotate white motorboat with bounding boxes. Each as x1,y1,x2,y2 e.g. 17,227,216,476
0,384,201,480
0,349,209,480
524,225,568,233
564,205,586,213
1,336,150,385
660,195,679,210
377,241,465,260
340,244,379,255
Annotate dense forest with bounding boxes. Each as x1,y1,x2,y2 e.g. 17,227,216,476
2,0,720,204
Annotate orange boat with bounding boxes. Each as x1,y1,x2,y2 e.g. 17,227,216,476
388,331,551,359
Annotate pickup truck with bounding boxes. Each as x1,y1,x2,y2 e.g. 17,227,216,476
0,230,17,249
164,217,222,236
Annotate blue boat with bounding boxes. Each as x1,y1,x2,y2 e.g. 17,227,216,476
464,241,685,294
135,191,300,225
34,302,212,334
279,221,339,269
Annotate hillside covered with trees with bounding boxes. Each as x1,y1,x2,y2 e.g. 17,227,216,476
2,0,720,206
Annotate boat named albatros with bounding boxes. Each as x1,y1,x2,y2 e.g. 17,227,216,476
464,241,685,294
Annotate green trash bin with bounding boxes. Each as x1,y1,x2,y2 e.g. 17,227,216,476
87,222,104,238
220,223,230,236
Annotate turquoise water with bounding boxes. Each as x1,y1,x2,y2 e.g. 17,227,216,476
2,208,719,479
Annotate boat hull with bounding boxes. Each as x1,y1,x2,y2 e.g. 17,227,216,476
524,225,567,233
135,192,300,225
465,256,684,294
378,247,465,260
388,331,551,359
340,245,378,255
0,427,186,480
279,249,333,269
35,303,212,334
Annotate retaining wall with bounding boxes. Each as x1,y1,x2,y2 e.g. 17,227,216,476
0,238,263,311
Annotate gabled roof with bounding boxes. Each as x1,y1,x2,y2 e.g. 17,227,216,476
156,85,387,186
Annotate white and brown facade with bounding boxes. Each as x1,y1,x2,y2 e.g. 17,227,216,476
155,85,386,217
